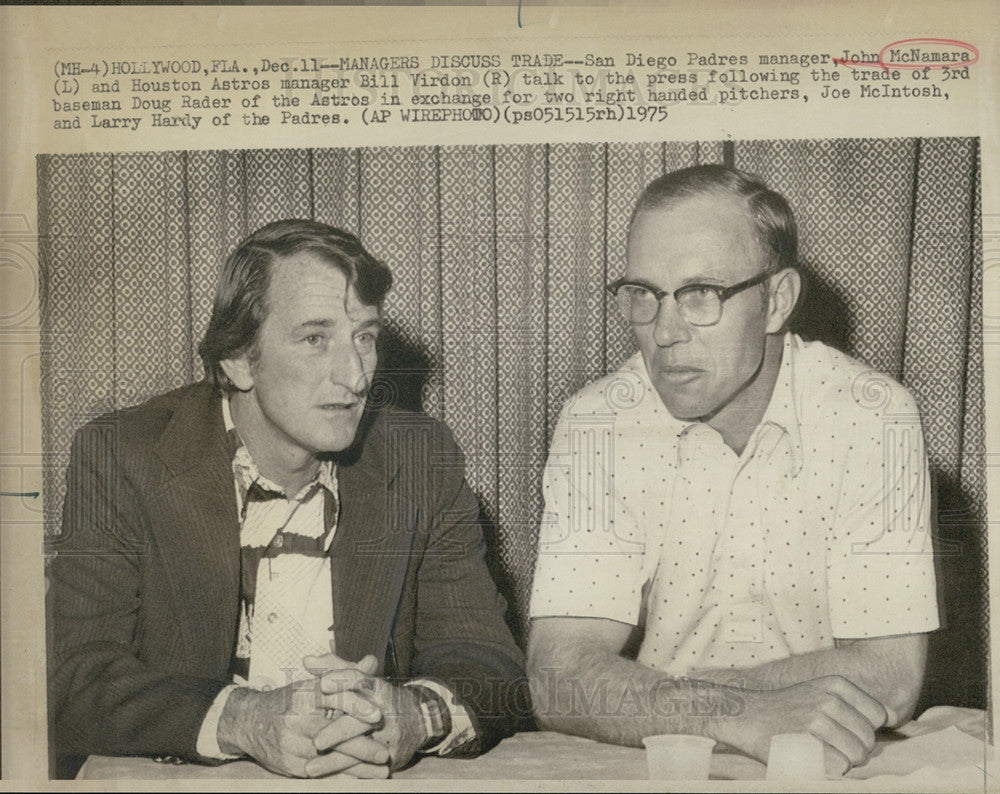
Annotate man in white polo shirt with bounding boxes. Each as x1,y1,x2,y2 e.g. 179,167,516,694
528,165,938,774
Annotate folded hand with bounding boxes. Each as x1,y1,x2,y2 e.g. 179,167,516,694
305,656,427,775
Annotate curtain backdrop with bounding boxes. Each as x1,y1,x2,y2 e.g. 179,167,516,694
38,138,985,711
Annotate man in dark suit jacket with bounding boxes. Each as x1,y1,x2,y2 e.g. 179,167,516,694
47,220,527,779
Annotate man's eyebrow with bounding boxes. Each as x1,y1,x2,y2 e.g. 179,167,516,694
621,275,725,291
677,274,726,288
295,319,336,331
619,276,662,291
294,317,381,333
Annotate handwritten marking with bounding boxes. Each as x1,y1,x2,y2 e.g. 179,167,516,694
832,56,884,69
881,38,978,69
974,765,997,781
833,38,978,70
1,491,40,498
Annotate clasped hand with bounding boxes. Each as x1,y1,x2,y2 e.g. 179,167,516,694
222,651,425,778
304,652,427,776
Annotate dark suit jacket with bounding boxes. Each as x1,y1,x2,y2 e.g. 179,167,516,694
47,382,527,775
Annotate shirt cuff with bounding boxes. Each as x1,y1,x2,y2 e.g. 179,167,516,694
405,679,477,755
195,684,243,760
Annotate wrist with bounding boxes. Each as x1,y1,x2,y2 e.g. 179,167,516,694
217,686,253,757
709,687,765,759
659,677,754,754
196,685,242,760
409,684,452,751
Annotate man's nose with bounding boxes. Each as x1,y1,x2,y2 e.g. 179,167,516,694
329,340,369,393
651,297,692,347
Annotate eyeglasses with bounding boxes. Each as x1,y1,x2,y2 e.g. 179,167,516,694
607,271,773,328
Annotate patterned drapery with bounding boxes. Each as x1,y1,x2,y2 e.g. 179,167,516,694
38,138,985,711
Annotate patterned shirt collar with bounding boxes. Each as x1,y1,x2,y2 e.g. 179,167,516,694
221,396,337,501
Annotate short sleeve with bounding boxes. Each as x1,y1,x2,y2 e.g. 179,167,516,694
529,406,646,624
826,389,940,638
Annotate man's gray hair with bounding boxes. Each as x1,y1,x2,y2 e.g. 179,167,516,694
631,164,798,275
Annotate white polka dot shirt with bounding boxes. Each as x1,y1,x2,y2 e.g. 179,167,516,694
530,333,940,675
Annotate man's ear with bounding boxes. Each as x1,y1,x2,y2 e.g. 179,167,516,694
220,354,254,392
766,268,801,334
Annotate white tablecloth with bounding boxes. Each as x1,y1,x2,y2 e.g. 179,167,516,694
78,706,991,786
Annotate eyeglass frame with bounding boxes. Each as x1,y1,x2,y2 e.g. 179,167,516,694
606,270,776,328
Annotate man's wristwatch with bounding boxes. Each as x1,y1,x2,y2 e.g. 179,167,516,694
411,685,452,750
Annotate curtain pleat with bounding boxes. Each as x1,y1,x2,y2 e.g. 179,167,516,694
438,146,498,519
38,139,986,709
904,138,978,478
494,144,549,633
312,148,361,240
908,139,986,708
187,152,242,369
38,154,115,529
112,152,192,407
245,149,313,227
963,156,985,521
546,143,607,421
358,146,441,415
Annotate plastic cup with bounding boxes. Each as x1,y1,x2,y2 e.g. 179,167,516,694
765,732,827,781
641,734,716,780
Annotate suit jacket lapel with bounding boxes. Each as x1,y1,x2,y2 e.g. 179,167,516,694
331,413,416,671
150,383,241,677
142,389,417,676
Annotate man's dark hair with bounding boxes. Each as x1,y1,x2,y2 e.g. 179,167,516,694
631,164,798,275
198,219,393,393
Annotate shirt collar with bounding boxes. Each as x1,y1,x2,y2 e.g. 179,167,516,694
632,334,804,475
221,396,337,501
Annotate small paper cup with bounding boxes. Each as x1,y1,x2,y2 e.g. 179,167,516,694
641,733,716,780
